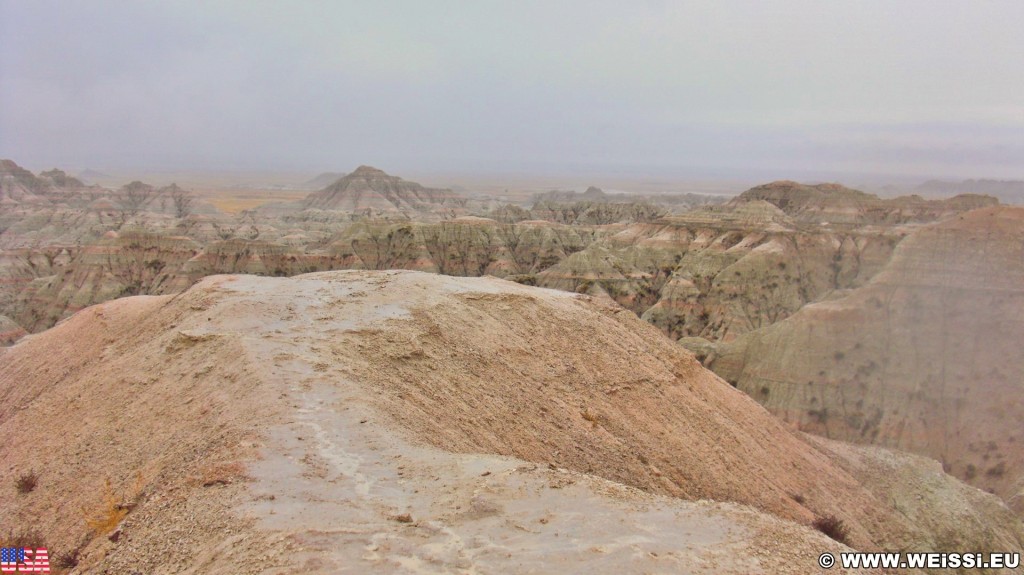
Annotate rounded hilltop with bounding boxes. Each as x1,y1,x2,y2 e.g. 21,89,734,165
348,165,388,177
1,269,1019,572
731,180,999,224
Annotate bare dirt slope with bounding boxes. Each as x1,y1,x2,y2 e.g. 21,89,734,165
709,206,1024,508
1,271,1020,573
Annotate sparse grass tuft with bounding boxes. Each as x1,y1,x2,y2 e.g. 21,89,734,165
964,463,978,480
199,461,248,487
81,474,145,535
986,462,1006,478
812,514,850,545
56,548,80,569
2,528,47,549
15,470,38,494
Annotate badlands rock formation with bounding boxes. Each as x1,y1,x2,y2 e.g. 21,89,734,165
916,179,1024,205
707,206,1024,511
2,165,999,347
735,180,998,225
1,271,1020,573
539,201,903,341
0,162,1004,355
1,160,206,218
0,315,26,345
1,159,51,204
301,166,465,214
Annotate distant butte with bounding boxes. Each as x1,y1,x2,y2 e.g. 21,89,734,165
300,165,464,213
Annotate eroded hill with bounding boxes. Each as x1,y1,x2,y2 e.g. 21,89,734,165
0,161,1005,357
705,206,1024,511
734,180,998,225
1,271,1020,573
300,165,465,214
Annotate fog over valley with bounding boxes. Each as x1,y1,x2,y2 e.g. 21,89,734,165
2,1,1023,183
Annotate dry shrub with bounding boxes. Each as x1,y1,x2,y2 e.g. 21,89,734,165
15,470,38,494
986,461,1006,478
2,528,47,549
56,548,80,569
812,514,850,545
198,461,247,487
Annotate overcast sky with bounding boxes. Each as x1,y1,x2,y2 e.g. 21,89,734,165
1,1,1022,180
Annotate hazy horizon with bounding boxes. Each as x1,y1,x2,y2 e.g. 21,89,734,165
2,1,1023,181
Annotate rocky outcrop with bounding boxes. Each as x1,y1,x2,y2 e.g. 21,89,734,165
708,206,1024,509
531,187,727,210
0,216,606,336
0,162,207,251
107,181,202,217
529,199,667,225
5,232,202,331
0,314,26,345
38,168,85,189
0,159,51,205
538,207,903,341
325,217,601,277
0,160,116,208
525,186,726,224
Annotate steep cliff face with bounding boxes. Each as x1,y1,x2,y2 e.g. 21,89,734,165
539,203,903,341
6,232,202,331
0,159,52,205
301,165,465,213
709,206,1024,509
0,217,605,336
326,217,601,278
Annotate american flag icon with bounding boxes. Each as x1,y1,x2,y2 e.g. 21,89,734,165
0,548,49,573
